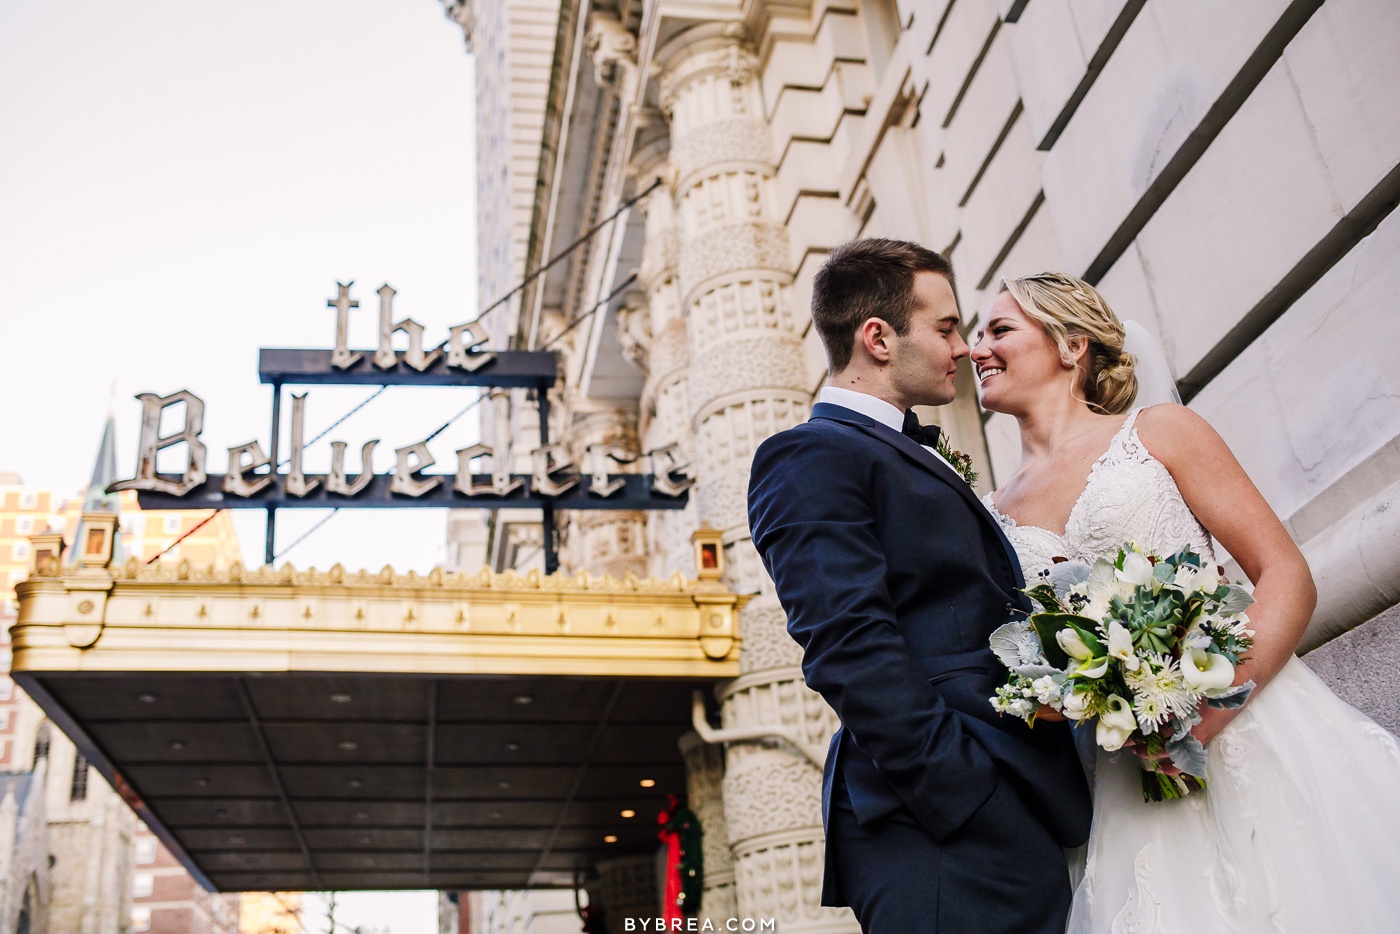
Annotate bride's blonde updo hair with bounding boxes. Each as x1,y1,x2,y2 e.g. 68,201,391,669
999,272,1138,415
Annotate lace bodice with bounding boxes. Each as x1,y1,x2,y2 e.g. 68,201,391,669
983,408,1215,580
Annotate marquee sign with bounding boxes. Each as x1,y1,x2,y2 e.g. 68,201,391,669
108,282,693,570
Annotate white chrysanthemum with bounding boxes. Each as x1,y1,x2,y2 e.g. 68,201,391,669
1133,692,1170,733
1126,654,1197,719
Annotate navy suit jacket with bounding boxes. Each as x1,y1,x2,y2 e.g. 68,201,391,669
748,403,1091,900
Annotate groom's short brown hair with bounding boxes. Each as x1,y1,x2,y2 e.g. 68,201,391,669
811,238,956,373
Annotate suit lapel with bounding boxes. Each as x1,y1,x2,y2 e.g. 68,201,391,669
810,402,1027,589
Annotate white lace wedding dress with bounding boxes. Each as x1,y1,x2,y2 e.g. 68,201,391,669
984,407,1400,934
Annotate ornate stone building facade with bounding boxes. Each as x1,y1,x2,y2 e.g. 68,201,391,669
445,0,1400,930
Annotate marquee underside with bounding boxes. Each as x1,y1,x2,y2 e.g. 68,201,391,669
12,562,743,891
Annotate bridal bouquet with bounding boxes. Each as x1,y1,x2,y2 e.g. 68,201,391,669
989,545,1256,802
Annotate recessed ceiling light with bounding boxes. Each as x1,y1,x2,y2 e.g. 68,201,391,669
604,835,618,843
169,740,186,750
639,779,655,788
228,835,245,845
497,780,511,790
364,857,375,866
195,778,209,787
359,835,371,845
487,810,502,820
348,778,363,789
504,742,521,752
329,692,352,704
337,740,359,752
137,693,158,704
354,811,368,821
512,695,533,705
620,809,635,819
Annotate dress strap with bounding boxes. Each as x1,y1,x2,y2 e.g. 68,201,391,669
1121,406,1144,433
1105,406,1147,458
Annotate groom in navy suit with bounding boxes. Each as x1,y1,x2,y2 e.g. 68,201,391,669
748,239,1091,932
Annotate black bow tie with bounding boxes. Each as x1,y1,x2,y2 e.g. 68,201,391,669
901,410,941,449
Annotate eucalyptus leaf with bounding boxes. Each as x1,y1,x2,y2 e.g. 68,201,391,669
1048,560,1092,595
1205,680,1256,709
1166,733,1209,778
990,621,1039,668
1153,561,1175,584
1014,664,1064,681
1215,584,1256,616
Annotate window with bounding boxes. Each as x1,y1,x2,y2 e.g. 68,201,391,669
0,680,12,701
69,753,88,801
12,542,28,561
135,838,157,864
0,710,10,730
19,493,35,509
131,907,151,932
33,725,49,761
163,515,182,534
132,872,154,898
15,517,32,535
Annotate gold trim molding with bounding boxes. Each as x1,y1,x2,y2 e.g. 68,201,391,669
13,559,747,679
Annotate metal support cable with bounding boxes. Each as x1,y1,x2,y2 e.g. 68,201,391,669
453,177,661,343
276,386,388,469
144,509,222,565
272,509,340,562
258,178,656,472
540,274,638,351
270,393,484,562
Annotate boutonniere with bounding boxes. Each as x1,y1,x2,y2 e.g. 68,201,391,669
936,436,979,487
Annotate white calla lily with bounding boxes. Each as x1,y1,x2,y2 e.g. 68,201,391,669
1075,656,1111,679
1181,647,1236,694
1096,694,1137,752
1116,551,1155,588
1106,620,1140,672
1173,564,1219,594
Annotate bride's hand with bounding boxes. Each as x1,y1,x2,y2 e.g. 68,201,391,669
1124,740,1182,776
1190,704,1242,746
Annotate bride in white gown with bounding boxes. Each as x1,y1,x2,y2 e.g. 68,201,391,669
971,272,1400,933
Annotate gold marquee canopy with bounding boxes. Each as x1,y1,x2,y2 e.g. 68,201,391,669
12,518,745,891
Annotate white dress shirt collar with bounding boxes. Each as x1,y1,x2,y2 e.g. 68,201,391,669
818,386,905,433
816,385,959,474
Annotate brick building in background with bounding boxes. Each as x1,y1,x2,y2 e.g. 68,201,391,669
1,414,250,932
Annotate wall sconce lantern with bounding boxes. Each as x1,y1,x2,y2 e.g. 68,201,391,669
29,529,66,576
691,522,724,582
76,512,120,571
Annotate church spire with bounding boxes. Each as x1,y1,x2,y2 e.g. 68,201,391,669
83,410,119,513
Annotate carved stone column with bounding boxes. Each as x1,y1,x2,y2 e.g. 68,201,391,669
595,854,659,934
633,145,700,581
655,23,856,932
679,731,737,926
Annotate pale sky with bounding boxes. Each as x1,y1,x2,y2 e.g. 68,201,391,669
2,2,484,917
0,0,481,575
